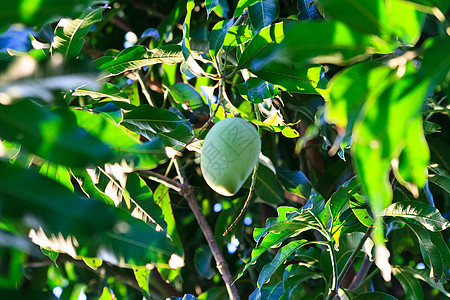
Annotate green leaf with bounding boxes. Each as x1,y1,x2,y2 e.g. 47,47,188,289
133,266,151,299
393,266,450,298
41,248,59,265
167,83,206,110
234,0,259,17
392,266,424,300
205,0,220,18
72,109,167,170
423,121,441,134
209,18,235,58
428,173,450,194
154,184,184,253
336,232,374,266
51,7,104,58
325,61,394,130
276,167,312,200
0,0,96,29
239,21,396,71
405,222,445,282
82,257,102,270
0,101,112,167
326,176,360,227
238,77,274,103
353,292,398,300
194,246,215,279
254,164,284,205
250,63,327,95
395,116,430,195
318,0,425,44
122,105,194,147
39,162,74,192
251,240,309,300
381,201,449,232
248,0,280,34
71,168,115,205
0,161,180,267
72,82,129,101
95,45,184,75
350,193,374,227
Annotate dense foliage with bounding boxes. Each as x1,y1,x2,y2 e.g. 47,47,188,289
0,0,449,299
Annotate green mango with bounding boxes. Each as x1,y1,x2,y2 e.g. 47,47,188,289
201,117,261,196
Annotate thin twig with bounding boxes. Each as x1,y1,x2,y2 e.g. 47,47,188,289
172,158,240,300
223,162,258,236
348,254,373,291
336,226,373,291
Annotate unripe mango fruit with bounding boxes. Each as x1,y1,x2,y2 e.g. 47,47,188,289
201,117,261,196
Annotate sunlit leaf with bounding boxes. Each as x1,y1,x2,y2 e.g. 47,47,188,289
0,100,112,167
122,105,194,147
0,161,180,267
72,82,128,101
381,200,449,232
51,6,104,58
209,18,235,58
95,45,184,75
248,0,280,34
250,240,309,300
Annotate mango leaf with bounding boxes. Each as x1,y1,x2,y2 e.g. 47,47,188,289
194,245,215,279
254,164,284,205
133,266,152,299
336,232,374,269
250,63,327,95
353,292,398,300
181,0,205,77
381,201,449,232
277,264,323,300
125,172,168,230
0,161,180,267
71,168,115,206
428,173,450,194
298,0,323,21
325,61,394,130
0,100,112,167
223,25,253,49
250,240,310,300
121,105,194,147
352,66,430,244
392,266,450,298
392,266,424,300
395,116,430,195
71,109,167,170
0,0,96,29
72,82,128,101
248,0,280,34
51,6,104,58
209,18,235,58
39,162,74,192
350,193,374,227
239,21,397,71
95,45,184,75
326,176,360,227
167,83,206,111
234,0,259,17
318,0,424,45
405,223,446,282
205,0,220,18
153,185,184,251
276,167,312,199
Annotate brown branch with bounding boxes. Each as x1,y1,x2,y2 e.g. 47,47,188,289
142,166,241,299
180,183,240,300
